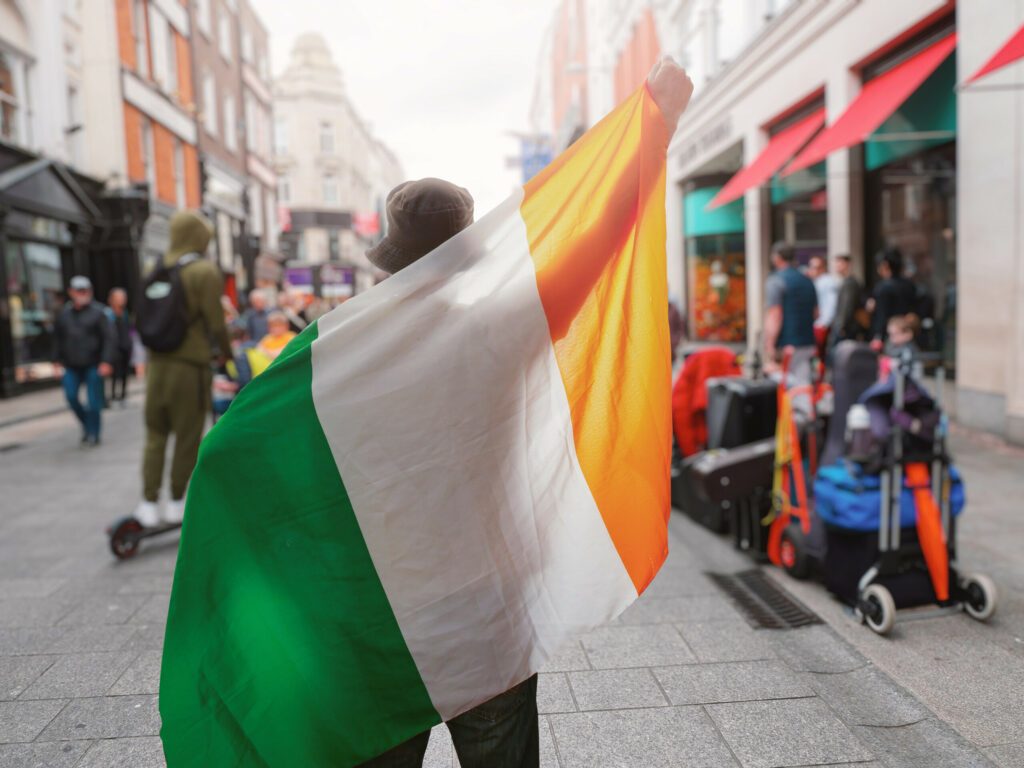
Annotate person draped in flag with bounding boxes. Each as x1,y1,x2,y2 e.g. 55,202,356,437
160,58,692,768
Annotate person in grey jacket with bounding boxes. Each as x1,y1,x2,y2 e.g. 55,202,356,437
54,276,116,445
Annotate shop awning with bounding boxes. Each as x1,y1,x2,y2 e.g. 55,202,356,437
706,108,825,210
966,24,1024,83
784,32,957,176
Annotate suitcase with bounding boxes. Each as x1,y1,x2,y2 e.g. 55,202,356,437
706,378,778,449
821,341,878,466
682,439,776,544
672,452,729,533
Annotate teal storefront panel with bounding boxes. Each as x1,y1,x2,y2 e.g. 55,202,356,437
684,187,745,237
866,54,956,171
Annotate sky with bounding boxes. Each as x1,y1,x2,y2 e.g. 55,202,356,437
251,0,558,214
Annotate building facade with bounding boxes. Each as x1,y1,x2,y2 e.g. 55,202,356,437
531,0,1024,444
272,33,403,294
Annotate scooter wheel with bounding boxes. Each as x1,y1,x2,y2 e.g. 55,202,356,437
861,584,896,635
109,518,144,560
780,525,811,580
962,573,997,621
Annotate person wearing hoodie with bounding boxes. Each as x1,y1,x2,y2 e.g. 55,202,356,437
134,211,232,527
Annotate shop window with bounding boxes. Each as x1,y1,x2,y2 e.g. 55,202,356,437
683,187,747,342
4,241,65,384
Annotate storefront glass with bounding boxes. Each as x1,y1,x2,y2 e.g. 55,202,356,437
770,161,827,264
683,187,747,342
864,51,956,371
4,240,65,384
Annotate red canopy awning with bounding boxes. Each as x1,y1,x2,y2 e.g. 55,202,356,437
707,108,825,210
784,33,957,176
967,24,1024,84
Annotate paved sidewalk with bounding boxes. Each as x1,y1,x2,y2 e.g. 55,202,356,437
0,399,1001,767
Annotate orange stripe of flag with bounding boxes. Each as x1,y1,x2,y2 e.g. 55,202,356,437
520,86,672,593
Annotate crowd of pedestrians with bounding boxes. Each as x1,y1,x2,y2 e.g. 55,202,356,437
761,243,933,384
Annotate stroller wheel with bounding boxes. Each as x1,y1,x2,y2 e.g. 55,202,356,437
109,518,144,560
962,573,997,621
780,525,810,580
860,584,896,635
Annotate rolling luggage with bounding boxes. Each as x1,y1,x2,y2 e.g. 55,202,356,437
684,439,775,548
705,377,778,450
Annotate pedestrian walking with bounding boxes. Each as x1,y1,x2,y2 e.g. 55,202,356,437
53,276,115,446
827,253,865,348
807,254,839,357
107,287,134,405
868,247,916,350
133,211,232,528
241,289,270,342
763,242,818,385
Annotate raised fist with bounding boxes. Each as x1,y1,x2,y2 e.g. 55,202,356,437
647,56,694,133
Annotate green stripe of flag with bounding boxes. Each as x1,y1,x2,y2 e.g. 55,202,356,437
160,323,440,767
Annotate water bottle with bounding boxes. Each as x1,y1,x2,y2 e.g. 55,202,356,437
846,403,873,461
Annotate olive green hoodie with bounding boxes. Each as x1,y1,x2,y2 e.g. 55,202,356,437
151,211,232,366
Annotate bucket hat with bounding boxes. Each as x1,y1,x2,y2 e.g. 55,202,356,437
366,178,474,274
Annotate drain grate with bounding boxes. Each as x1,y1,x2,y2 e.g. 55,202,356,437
707,569,822,629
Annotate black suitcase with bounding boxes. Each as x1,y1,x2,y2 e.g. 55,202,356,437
681,439,776,544
672,452,729,533
706,378,778,449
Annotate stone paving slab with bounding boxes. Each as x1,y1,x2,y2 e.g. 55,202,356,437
19,651,136,700
108,650,162,696
43,625,138,655
566,668,668,711
0,739,91,768
654,660,812,706
580,623,696,669
56,594,150,627
0,698,67,743
850,718,997,768
537,672,576,715
548,707,741,768
802,664,930,728
0,655,55,701
75,736,167,768
619,594,741,624
986,742,1024,768
540,639,591,673
38,694,160,741
675,618,778,664
705,697,874,768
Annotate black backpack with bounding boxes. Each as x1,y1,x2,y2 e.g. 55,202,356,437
137,253,200,353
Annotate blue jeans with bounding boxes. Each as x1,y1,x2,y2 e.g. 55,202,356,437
358,675,539,768
63,366,104,439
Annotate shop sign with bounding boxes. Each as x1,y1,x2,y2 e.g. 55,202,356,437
284,266,314,294
676,116,733,172
320,264,355,298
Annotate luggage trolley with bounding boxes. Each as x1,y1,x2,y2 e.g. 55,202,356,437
850,351,997,635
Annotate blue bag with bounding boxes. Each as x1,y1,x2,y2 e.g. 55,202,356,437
814,461,965,532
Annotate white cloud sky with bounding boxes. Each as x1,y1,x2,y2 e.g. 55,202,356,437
251,0,557,214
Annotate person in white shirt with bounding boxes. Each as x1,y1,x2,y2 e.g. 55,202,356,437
807,254,840,331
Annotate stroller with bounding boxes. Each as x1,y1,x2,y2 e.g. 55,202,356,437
812,348,998,634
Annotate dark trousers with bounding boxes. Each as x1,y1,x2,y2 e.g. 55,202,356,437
62,366,104,439
358,675,539,768
109,354,130,402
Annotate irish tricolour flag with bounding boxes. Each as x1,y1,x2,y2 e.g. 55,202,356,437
160,85,672,766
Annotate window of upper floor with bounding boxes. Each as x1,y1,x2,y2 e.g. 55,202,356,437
218,11,232,61
320,121,335,154
224,94,237,151
273,116,287,155
196,0,211,37
202,72,218,136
